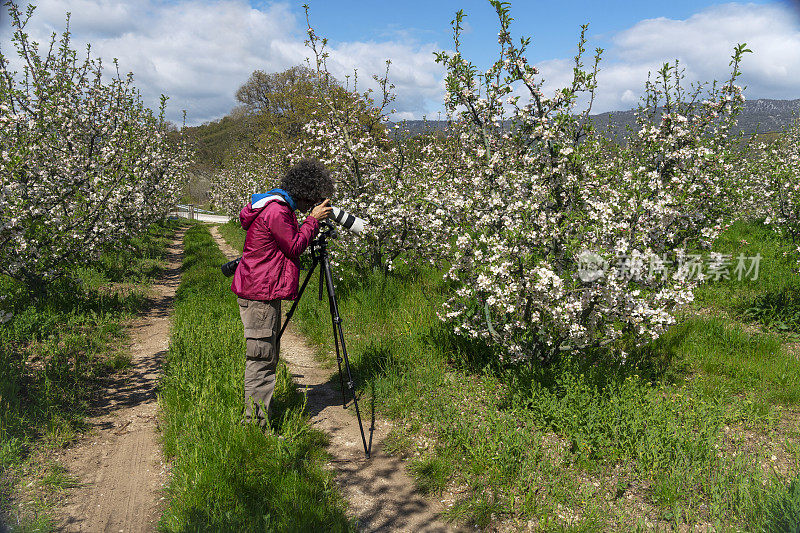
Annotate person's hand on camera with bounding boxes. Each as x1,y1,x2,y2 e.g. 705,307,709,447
310,199,333,221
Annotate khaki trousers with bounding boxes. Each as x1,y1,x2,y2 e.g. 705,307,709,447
238,297,281,426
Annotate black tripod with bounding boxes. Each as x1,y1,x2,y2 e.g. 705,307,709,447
278,221,372,458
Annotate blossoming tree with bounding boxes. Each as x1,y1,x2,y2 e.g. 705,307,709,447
0,2,188,289
746,120,800,246
296,5,457,274
432,1,750,361
212,144,292,217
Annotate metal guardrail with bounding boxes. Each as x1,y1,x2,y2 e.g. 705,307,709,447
171,204,233,223
170,205,197,220
175,204,220,215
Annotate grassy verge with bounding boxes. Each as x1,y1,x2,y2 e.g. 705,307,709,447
0,221,181,531
158,223,353,532
695,220,800,334
218,219,246,253
219,219,800,530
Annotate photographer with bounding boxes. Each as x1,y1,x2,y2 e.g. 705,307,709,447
231,158,333,427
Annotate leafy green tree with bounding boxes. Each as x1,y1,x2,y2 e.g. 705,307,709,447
236,65,325,141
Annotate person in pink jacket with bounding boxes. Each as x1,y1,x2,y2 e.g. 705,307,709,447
232,158,333,427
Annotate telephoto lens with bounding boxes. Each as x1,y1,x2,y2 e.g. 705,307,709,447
221,257,241,277
330,207,365,234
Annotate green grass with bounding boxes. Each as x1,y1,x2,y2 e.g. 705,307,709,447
762,476,800,532
158,224,353,532
696,220,800,334
218,220,800,531
409,454,454,495
661,317,800,409
39,463,79,493
218,219,246,253
0,220,181,531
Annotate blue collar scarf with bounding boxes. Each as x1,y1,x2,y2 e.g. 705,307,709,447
251,189,296,211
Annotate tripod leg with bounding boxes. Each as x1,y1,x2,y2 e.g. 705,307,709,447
369,379,375,456
320,254,370,458
321,268,347,408
279,259,318,342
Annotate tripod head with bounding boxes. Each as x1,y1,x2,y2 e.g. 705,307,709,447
311,220,338,259
319,220,337,240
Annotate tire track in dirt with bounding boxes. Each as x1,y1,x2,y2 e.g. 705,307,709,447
52,230,185,532
210,225,464,533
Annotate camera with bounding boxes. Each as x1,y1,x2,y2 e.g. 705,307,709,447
330,207,365,234
221,257,240,277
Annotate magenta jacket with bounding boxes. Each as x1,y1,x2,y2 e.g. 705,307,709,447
231,199,320,301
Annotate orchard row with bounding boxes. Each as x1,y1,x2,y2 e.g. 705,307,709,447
2,1,797,363
213,2,800,363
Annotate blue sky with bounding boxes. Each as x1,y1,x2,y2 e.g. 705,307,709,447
298,0,786,63
2,0,799,125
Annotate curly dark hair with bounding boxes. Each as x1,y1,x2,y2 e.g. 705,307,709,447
280,158,334,205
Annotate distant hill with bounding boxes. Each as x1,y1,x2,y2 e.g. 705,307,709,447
182,111,261,169
386,119,451,136
590,98,800,139
388,99,800,139
185,98,799,171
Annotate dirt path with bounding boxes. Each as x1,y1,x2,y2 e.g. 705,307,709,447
210,226,463,533
52,231,184,532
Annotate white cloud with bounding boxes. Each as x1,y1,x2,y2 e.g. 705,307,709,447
0,0,444,125
322,40,445,121
392,110,417,121
1,1,797,124
23,0,146,36
620,89,637,104
537,3,800,113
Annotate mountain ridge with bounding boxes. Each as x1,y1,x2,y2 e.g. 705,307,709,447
388,98,800,138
